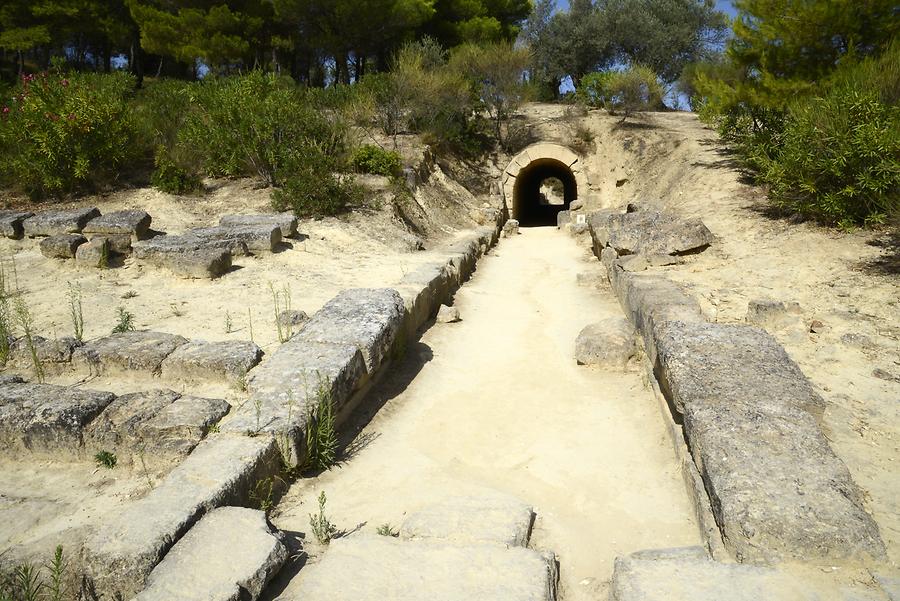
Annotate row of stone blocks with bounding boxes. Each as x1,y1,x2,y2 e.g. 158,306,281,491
79,222,503,599
587,207,887,566
2,206,297,278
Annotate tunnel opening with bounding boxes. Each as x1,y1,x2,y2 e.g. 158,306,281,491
512,158,578,226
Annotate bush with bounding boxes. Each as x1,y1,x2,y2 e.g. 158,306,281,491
351,145,402,177
0,71,137,198
577,71,616,108
150,146,202,194
757,47,900,226
577,66,663,119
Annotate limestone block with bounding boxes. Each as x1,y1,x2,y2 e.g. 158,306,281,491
73,331,189,376
220,212,298,238
401,494,535,547
574,318,636,369
9,336,81,368
556,210,571,229
295,534,557,601
22,207,100,237
277,309,309,329
133,235,235,279
134,507,287,601
436,304,461,323
746,299,802,331
0,210,34,239
83,209,151,239
606,210,714,256
502,219,520,237
39,233,86,258
86,389,229,460
0,382,115,456
74,236,110,268
160,340,263,384
296,288,405,373
191,224,282,253
82,433,281,599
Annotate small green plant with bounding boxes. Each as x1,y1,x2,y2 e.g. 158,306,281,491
270,282,293,343
234,369,249,393
169,303,184,317
46,545,66,601
12,563,43,601
0,546,68,601
302,379,337,472
224,310,233,334
13,297,44,383
377,523,399,537
308,490,338,545
150,146,202,195
98,242,109,269
0,269,12,365
94,450,117,469
121,289,138,299
112,306,135,333
350,144,403,177
66,282,84,341
250,477,276,513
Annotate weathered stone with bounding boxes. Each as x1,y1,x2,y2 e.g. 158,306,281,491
0,382,115,456
574,318,636,369
9,336,81,367
191,224,282,253
39,233,87,259
219,212,299,238
569,198,584,211
295,534,557,601
0,375,24,385
875,573,900,601
746,299,802,330
277,309,309,328
567,222,589,236
401,494,535,547
135,507,287,601
502,219,520,237
133,235,235,279
86,389,229,460
0,210,34,239
397,263,455,334
656,321,885,564
22,207,100,237
296,288,405,373
556,210,571,229
616,253,684,272
436,304,461,323
606,210,714,256
74,236,110,268
587,209,617,258
82,433,280,599
73,331,189,376
160,340,262,384
610,550,826,601
83,210,152,239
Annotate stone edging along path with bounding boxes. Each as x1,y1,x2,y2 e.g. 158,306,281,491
77,215,504,599
585,207,887,568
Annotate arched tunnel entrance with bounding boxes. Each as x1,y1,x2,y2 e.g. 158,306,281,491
503,144,589,227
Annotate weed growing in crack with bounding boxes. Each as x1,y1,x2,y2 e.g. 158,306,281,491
269,282,293,343
309,490,338,545
94,450,117,469
251,477,277,513
66,282,84,341
302,379,337,473
13,296,44,383
111,306,135,334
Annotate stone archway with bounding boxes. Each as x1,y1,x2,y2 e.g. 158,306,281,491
502,144,588,226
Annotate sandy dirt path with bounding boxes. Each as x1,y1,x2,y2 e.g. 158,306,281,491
265,227,700,601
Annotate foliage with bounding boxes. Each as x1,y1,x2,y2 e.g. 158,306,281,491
308,491,338,545
112,306,135,333
577,71,616,108
351,145,403,177
13,296,43,383
580,66,663,118
0,70,136,199
0,546,68,601
377,523,399,537
150,147,202,195
302,380,338,472
94,450,118,469
66,282,84,341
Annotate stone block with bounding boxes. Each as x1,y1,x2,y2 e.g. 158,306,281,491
160,340,263,384
296,288,405,373
610,551,825,601
134,507,287,601
277,309,309,329
74,236,110,268
401,494,535,547
556,210,571,229
39,234,86,259
436,304,461,323
219,212,298,238
574,318,636,369
0,210,34,239
295,534,557,601
82,433,280,599
86,389,229,460
9,336,81,367
746,299,802,331
657,321,885,564
22,207,100,237
606,210,713,257
73,331,189,376
502,219,519,237
133,235,234,279
191,224,281,253
587,209,616,258
0,382,114,456
83,210,151,239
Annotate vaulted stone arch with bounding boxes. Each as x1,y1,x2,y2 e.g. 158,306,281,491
502,144,589,226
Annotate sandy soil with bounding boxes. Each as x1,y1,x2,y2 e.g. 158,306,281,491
263,228,700,601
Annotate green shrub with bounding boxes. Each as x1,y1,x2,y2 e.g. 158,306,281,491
577,71,616,108
150,146,202,194
605,66,664,119
0,71,136,198
351,145,402,177
757,46,900,226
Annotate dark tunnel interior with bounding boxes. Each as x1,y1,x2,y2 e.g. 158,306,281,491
512,158,578,226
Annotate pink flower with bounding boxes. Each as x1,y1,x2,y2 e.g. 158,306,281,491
61,79,69,87
2,107,9,115
67,113,75,121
